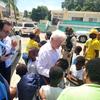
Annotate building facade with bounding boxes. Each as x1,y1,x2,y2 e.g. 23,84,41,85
51,10,100,22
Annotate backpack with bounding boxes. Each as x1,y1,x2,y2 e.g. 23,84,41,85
17,73,40,100
0,74,11,100
66,35,73,52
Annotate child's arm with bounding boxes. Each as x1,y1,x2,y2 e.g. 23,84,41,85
66,72,83,86
83,45,87,56
39,87,46,100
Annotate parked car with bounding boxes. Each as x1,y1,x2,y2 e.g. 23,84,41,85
75,31,89,43
13,22,37,35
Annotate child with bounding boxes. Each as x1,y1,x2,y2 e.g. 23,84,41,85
27,47,39,74
55,58,69,74
39,66,63,100
22,33,39,64
16,63,28,78
16,63,40,100
68,56,85,85
55,58,69,88
71,46,82,65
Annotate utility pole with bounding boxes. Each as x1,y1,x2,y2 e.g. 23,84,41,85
8,0,11,17
12,0,17,24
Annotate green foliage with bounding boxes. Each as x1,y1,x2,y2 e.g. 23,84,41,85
75,5,81,11
31,6,50,21
1,0,19,16
62,0,100,12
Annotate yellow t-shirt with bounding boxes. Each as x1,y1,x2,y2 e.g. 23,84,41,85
85,38,100,60
25,39,39,53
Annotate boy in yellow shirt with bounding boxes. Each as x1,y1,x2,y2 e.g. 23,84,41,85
83,29,100,61
22,33,39,64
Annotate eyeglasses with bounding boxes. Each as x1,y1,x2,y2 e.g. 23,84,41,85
2,29,10,35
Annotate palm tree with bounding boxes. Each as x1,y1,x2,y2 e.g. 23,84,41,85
0,0,18,23
10,0,18,23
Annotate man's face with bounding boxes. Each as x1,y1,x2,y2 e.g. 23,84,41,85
0,24,12,39
51,37,64,49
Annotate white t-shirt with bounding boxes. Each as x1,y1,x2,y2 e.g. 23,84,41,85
70,65,83,80
27,59,38,74
40,85,63,100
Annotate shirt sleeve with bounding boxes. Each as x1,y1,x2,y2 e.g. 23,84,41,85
3,37,12,54
37,50,50,78
93,40,100,50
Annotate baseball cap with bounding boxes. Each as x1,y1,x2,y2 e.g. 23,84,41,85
89,29,98,35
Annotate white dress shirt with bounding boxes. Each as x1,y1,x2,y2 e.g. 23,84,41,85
37,41,61,77
3,36,15,68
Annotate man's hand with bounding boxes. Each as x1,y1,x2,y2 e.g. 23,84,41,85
0,55,9,61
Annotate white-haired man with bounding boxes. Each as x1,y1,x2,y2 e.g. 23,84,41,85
37,30,66,85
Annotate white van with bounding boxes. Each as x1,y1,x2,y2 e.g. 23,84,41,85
13,22,38,35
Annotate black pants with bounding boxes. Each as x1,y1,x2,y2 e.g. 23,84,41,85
0,61,11,85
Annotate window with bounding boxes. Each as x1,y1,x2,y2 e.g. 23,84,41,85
89,18,97,22
72,17,83,21
24,23,34,27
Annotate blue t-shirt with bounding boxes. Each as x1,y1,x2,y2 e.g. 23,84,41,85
0,81,8,100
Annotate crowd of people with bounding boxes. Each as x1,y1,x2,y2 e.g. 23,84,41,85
0,20,100,100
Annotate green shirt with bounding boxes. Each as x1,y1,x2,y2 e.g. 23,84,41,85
57,84,100,100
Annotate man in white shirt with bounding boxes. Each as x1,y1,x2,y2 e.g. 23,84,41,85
37,30,66,85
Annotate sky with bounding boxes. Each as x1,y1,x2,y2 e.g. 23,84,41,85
17,0,64,12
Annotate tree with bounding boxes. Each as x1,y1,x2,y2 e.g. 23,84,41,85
1,0,19,19
47,11,51,21
31,6,49,21
62,0,100,12
75,5,81,11
82,0,100,11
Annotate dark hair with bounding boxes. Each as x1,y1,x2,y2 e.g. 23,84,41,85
28,47,39,61
46,31,52,39
76,56,85,65
0,20,12,31
16,63,27,77
55,58,69,71
66,35,73,52
65,27,74,35
75,46,82,54
29,33,36,39
39,40,47,47
86,58,100,84
49,66,63,84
